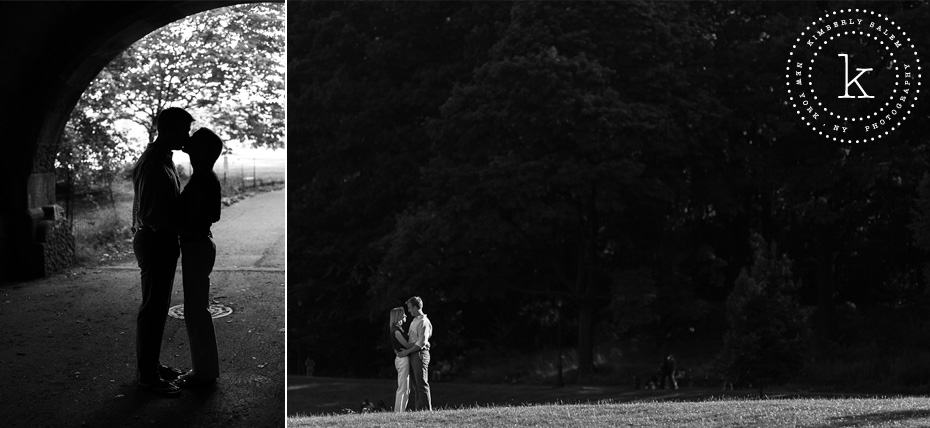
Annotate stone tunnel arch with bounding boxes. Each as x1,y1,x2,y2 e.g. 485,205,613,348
0,0,279,283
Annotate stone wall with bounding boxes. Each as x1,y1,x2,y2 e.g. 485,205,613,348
27,172,56,208
27,205,75,278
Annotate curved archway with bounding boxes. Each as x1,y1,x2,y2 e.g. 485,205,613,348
0,0,275,282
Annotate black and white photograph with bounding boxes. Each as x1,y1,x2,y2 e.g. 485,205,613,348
286,1,930,427
10,0,930,427
0,1,285,427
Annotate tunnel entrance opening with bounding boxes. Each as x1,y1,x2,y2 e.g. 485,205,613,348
20,2,284,281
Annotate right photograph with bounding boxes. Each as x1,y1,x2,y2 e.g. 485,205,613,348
288,1,930,426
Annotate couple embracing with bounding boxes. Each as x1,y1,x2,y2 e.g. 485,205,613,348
131,107,224,397
389,296,433,412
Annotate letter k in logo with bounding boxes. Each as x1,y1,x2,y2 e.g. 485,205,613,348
837,53,874,99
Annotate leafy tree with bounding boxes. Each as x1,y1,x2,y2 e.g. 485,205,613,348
704,2,929,341
67,3,284,150
910,174,930,257
371,1,726,378
720,233,808,393
373,46,636,379
57,96,136,205
57,2,284,214
287,0,930,385
286,1,512,376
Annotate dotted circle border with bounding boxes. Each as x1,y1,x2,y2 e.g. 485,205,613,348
785,8,921,144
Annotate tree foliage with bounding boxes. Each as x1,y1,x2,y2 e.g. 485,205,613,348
288,1,930,384
57,3,284,198
58,99,135,202
720,233,809,391
287,1,512,376
107,3,285,147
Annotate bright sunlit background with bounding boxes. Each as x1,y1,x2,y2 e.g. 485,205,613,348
57,2,285,264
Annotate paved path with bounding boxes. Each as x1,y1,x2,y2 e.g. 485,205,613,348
213,189,285,269
109,188,286,271
0,189,285,427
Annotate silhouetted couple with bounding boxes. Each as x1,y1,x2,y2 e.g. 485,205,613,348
389,296,433,412
131,107,224,397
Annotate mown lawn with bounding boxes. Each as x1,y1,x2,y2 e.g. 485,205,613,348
288,375,699,416
288,396,930,427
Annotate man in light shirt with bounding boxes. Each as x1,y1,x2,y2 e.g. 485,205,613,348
396,296,432,410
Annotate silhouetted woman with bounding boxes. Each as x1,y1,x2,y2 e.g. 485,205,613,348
176,128,223,388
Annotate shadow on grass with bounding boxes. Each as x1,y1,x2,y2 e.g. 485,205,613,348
820,409,930,427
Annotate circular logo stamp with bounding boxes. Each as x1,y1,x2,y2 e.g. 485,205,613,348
786,9,921,144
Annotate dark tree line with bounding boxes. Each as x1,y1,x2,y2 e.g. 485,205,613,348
288,1,930,386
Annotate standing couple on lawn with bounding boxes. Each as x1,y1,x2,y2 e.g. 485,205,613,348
131,107,224,397
390,296,433,412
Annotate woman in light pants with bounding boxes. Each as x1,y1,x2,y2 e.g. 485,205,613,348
389,307,411,412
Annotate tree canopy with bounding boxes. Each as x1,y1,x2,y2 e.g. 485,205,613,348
288,1,930,385
58,3,284,195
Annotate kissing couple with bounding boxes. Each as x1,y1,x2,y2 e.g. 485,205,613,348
131,107,225,397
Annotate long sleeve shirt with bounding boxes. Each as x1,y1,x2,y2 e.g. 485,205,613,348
407,314,432,351
132,142,180,233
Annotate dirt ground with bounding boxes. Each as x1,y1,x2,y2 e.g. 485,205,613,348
0,190,285,428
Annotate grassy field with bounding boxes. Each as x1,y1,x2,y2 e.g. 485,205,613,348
288,376,660,416
288,376,930,426
288,396,930,427
68,180,135,264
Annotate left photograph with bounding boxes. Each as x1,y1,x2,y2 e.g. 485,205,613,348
0,2,285,427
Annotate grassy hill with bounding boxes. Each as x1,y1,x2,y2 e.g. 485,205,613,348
288,396,930,427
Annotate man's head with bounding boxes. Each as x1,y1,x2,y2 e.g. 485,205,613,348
405,296,423,314
156,107,194,150
184,128,224,170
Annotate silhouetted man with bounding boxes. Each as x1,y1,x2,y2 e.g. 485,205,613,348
131,107,193,397
396,296,432,410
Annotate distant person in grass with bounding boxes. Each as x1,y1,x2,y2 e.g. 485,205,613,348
661,354,678,390
396,296,433,411
131,107,193,397
174,128,224,389
389,307,411,412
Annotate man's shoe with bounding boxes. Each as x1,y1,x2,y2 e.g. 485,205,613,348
138,378,181,397
175,370,217,389
158,364,184,380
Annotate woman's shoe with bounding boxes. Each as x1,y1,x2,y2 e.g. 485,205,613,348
175,370,217,389
158,364,184,381
138,378,181,397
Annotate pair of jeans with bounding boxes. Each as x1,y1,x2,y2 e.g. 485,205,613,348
181,237,219,379
133,228,179,383
394,356,410,412
409,350,432,410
